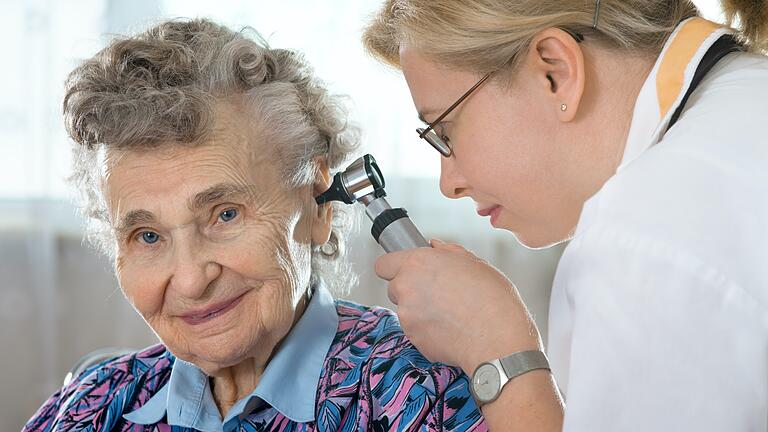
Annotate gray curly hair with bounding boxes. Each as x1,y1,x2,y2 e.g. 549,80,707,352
63,18,360,294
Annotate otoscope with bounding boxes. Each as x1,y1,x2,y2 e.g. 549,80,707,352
315,154,430,252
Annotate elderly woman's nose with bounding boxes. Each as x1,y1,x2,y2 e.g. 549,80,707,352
168,237,222,299
439,156,470,199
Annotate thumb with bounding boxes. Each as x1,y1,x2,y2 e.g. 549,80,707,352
374,250,411,281
431,238,466,252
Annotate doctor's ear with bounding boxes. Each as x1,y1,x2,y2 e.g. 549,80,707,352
525,27,586,121
311,156,333,245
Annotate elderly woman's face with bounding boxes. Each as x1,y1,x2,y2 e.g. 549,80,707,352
101,103,331,374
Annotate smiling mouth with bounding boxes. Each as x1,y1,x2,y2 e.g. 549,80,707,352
180,293,246,326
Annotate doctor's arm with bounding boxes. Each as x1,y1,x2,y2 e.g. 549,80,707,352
376,240,564,432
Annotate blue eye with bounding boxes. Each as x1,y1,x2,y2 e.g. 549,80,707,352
219,208,238,222
140,231,159,244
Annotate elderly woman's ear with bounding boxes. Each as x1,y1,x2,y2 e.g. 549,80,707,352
311,156,334,246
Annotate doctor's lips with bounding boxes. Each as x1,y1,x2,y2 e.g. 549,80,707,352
179,292,247,325
477,205,503,226
477,205,500,217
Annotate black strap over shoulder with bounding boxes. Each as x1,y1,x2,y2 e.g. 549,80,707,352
665,34,744,133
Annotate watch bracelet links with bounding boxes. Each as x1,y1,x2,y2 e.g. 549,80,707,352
471,350,551,406
499,349,551,382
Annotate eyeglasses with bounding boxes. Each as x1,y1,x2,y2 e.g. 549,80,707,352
416,72,492,157
415,28,585,158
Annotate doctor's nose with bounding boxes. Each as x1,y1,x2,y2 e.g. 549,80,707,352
439,155,470,200
169,237,222,299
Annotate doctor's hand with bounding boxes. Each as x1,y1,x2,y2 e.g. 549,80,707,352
375,239,543,374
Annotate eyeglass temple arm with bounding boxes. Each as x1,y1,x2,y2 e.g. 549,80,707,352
419,72,493,138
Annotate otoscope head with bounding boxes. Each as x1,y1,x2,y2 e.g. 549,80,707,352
315,153,430,252
315,154,386,205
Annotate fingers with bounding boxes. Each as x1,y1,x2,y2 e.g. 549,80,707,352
377,249,427,304
430,238,446,247
374,250,411,281
377,244,463,306
387,282,399,305
382,262,414,306
377,243,461,283
431,238,467,253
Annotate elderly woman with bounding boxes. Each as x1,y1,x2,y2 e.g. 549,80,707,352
24,19,486,432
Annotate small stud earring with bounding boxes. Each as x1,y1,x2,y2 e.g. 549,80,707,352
560,103,568,112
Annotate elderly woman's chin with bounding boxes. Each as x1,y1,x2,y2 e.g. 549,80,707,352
146,283,298,374
155,318,258,373
173,336,257,373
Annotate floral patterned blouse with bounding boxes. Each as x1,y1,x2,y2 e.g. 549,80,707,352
24,286,487,432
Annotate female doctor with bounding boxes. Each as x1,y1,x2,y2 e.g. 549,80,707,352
365,0,768,430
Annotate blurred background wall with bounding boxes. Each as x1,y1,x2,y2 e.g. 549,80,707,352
1,0,726,429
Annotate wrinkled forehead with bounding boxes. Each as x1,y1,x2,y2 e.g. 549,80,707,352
97,102,286,215
202,99,280,166
101,100,280,177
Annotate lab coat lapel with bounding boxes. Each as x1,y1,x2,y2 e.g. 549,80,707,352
618,17,734,172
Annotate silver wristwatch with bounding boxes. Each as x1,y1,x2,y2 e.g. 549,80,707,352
470,350,550,406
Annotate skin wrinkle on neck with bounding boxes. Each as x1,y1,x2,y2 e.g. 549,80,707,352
210,291,310,417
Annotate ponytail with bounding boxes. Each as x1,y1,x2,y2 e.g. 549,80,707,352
721,0,768,52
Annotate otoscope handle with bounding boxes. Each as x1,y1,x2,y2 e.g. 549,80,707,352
373,210,430,252
365,197,429,252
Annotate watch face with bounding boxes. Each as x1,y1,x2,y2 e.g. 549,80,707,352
472,363,501,403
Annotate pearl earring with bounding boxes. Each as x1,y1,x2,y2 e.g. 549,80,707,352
560,103,568,112
320,242,337,256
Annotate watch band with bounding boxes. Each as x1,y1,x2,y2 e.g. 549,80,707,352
471,350,550,406
498,350,550,382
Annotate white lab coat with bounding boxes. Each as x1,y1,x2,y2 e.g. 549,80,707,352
548,18,768,431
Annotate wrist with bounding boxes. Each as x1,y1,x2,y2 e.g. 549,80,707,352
478,367,564,431
457,287,544,374
469,350,552,407
460,334,542,374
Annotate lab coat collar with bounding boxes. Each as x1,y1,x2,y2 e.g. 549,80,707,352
618,17,734,172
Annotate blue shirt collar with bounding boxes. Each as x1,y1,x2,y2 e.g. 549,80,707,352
124,282,339,431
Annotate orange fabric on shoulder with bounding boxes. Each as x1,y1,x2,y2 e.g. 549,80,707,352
656,18,723,120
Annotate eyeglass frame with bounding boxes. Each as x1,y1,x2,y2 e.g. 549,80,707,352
415,28,585,157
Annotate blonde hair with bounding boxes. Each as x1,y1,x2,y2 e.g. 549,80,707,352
363,0,768,75
64,18,360,294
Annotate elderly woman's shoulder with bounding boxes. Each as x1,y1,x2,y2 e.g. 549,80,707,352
326,300,483,430
23,344,173,432
331,299,457,371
